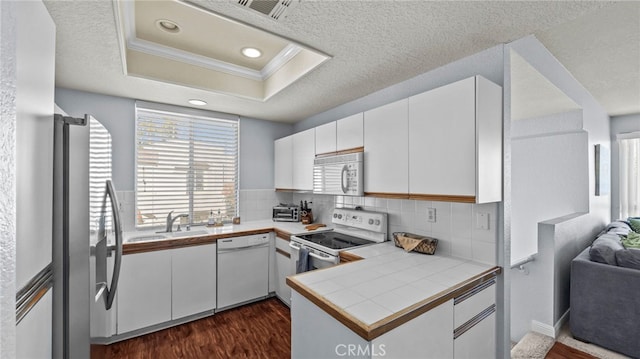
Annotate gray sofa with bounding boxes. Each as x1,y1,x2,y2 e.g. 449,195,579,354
570,221,640,358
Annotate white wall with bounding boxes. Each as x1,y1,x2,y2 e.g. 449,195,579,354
610,113,640,220
510,111,590,263
507,36,611,342
0,1,19,357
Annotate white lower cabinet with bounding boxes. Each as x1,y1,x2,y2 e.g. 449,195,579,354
453,279,497,359
454,312,496,359
171,244,216,319
117,250,172,334
292,291,453,358
274,237,292,305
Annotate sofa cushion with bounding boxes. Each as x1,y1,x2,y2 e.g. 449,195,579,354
589,233,624,265
615,248,640,270
628,217,640,233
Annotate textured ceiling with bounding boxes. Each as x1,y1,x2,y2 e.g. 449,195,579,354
43,0,638,123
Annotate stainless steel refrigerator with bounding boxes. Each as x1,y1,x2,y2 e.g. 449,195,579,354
51,113,123,358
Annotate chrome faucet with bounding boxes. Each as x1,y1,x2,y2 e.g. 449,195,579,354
165,211,189,232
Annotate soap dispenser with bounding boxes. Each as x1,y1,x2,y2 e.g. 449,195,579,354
208,209,214,225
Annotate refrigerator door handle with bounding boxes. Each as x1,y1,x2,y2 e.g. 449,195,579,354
104,180,122,310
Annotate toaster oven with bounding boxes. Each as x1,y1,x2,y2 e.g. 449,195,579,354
272,205,299,222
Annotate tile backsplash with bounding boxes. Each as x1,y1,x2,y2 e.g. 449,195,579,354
119,189,497,265
292,193,498,265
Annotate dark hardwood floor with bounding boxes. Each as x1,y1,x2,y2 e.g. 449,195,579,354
100,298,291,359
545,342,598,359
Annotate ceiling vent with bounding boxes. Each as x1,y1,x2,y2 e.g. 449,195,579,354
235,0,299,21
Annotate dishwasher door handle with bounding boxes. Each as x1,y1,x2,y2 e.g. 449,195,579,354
218,243,269,252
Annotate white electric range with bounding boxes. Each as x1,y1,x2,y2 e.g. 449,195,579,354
289,208,387,272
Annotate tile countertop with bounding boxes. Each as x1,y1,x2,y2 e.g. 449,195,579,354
287,241,501,341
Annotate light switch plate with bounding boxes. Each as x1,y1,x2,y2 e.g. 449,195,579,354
427,208,436,223
476,213,489,230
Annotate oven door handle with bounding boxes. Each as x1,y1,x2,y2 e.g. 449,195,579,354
289,241,301,250
309,251,339,264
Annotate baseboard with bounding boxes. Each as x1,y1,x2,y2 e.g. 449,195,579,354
554,309,570,337
531,309,570,339
531,320,556,338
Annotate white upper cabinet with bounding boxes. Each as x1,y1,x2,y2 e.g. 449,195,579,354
292,128,315,191
315,121,337,155
274,135,293,190
336,113,364,151
408,76,502,203
364,99,409,195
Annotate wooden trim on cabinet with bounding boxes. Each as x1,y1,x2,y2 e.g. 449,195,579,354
123,228,273,255
339,252,363,264
287,266,501,341
275,248,291,258
315,146,364,158
364,192,410,200
275,188,296,192
408,194,476,203
274,229,291,241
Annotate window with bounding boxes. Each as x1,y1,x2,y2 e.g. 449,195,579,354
135,102,239,228
619,132,640,218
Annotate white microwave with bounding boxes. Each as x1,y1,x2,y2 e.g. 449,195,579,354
312,152,364,196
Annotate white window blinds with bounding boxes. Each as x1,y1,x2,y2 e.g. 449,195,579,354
135,102,239,228
89,116,112,232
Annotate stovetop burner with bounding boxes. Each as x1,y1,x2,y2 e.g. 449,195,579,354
297,231,373,250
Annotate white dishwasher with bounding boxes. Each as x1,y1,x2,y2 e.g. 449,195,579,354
217,233,270,310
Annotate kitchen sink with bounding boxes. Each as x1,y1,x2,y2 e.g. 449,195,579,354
171,229,208,237
127,234,167,243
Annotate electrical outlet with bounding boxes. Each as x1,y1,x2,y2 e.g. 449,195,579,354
476,213,489,230
427,208,436,223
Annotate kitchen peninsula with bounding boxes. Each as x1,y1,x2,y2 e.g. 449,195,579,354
287,242,501,358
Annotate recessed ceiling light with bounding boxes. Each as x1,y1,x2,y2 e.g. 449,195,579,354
241,47,262,58
188,99,207,106
156,19,180,34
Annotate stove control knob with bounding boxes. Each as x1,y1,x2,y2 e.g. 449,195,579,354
333,213,338,218
338,214,343,219
368,219,374,225
375,219,381,225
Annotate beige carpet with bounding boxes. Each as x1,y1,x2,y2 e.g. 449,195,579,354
511,322,630,359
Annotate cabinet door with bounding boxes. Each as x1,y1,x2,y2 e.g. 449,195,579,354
275,237,292,306
364,99,409,195
275,250,292,306
292,128,315,191
274,135,293,189
117,251,172,334
454,312,496,359
409,77,476,198
337,113,363,151
172,244,216,319
315,121,337,155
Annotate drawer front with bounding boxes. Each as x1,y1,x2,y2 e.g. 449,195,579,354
454,279,495,328
275,237,290,254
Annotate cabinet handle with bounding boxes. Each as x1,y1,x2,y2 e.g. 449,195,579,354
453,304,496,339
276,248,291,258
454,277,496,305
